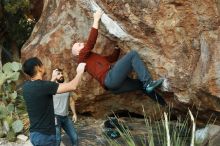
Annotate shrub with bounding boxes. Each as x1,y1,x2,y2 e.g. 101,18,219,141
0,62,25,142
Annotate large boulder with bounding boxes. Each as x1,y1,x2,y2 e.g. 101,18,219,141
21,0,220,120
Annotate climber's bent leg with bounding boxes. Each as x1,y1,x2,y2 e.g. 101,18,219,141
124,50,164,93
105,50,152,89
104,51,134,90
110,78,142,94
105,50,163,93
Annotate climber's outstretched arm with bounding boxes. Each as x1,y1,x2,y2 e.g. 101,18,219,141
92,10,103,29
77,11,103,62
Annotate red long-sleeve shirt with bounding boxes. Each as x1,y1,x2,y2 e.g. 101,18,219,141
78,27,120,87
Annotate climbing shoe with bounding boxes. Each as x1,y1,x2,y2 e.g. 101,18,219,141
104,117,120,129
144,78,164,93
104,128,120,139
104,117,127,132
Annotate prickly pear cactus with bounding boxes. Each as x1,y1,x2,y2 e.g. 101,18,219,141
0,62,22,86
0,105,8,120
0,122,5,138
0,62,25,142
12,120,23,133
6,130,16,142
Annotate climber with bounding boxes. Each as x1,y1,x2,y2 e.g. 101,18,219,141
71,10,166,105
22,57,85,146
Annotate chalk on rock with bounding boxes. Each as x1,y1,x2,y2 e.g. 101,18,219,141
161,78,169,91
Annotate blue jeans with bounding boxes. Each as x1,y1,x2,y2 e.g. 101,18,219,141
30,132,56,146
55,115,78,146
104,50,166,105
105,50,152,94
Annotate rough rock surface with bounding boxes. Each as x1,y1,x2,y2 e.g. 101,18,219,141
195,124,220,146
21,0,220,121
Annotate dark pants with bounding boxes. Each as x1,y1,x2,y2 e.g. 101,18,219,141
55,115,78,146
104,50,152,94
30,132,56,146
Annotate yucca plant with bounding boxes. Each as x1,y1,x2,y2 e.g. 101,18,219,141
0,62,25,142
103,106,193,146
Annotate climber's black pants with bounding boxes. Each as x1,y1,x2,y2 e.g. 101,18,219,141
104,50,152,94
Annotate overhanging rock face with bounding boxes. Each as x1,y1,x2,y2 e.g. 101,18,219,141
21,0,220,119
